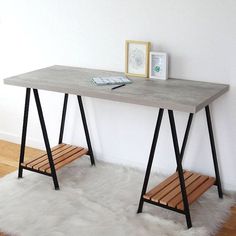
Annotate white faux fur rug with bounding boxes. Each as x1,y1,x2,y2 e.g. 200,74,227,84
0,157,235,236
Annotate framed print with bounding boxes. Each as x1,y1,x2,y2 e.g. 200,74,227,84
149,52,168,80
125,40,151,78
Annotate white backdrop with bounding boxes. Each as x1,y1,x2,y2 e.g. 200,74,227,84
0,0,236,190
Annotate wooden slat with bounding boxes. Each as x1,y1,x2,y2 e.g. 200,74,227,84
39,147,83,172
168,175,209,208
22,144,65,167
22,144,66,166
46,148,88,173
159,172,201,205
151,171,192,203
34,146,78,170
176,177,215,210
27,145,71,169
21,144,88,174
144,171,182,200
21,151,46,166
144,170,216,211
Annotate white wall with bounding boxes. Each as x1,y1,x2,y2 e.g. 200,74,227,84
0,0,236,190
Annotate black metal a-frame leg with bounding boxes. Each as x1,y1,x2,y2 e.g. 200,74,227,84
137,108,164,213
137,109,194,228
18,88,31,178
168,110,192,228
58,93,68,144
18,90,95,189
77,96,95,166
18,88,59,189
137,106,223,229
33,89,59,190
205,105,223,198
178,113,193,164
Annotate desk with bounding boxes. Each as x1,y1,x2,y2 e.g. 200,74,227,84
4,65,229,228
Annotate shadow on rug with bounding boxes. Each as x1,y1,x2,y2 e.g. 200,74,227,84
0,157,235,236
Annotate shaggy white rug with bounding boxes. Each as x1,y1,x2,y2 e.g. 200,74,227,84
0,157,234,236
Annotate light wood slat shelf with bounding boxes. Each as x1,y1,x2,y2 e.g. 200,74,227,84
144,171,216,211
21,143,88,174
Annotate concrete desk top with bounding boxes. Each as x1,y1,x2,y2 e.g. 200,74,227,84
4,65,229,113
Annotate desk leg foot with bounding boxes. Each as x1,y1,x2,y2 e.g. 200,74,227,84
186,214,192,229
54,185,60,191
18,169,23,178
137,200,144,213
52,175,60,190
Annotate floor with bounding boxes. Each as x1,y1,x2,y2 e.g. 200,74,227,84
0,139,235,236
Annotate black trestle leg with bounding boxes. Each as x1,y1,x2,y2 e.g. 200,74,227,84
168,110,192,229
205,105,223,199
77,96,95,166
180,113,193,163
33,89,59,190
18,88,31,178
59,94,68,144
137,108,164,213
175,113,193,171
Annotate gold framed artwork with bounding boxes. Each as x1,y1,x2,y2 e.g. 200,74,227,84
125,40,151,78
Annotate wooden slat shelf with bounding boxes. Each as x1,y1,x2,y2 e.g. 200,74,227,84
144,171,216,211
21,143,88,174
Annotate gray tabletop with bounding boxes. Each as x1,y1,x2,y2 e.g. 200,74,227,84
4,65,229,113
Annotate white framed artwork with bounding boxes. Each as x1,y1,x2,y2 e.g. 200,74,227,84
149,52,168,80
125,40,151,78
